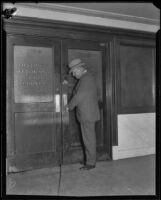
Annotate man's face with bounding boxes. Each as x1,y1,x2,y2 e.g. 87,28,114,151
71,67,84,79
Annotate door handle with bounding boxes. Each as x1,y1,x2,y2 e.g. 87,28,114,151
55,94,60,113
63,94,68,106
62,94,69,114
55,94,68,113
62,94,69,123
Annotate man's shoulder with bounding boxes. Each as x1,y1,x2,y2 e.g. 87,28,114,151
78,72,96,90
81,72,95,82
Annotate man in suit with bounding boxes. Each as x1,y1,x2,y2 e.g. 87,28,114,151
68,58,100,170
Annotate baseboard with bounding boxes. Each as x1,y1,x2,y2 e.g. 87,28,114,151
112,146,155,160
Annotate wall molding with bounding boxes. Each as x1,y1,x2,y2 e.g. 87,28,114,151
3,16,155,40
17,3,159,26
112,146,155,160
3,3,159,33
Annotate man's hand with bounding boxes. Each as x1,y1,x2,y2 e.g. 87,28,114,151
64,105,70,111
66,106,69,111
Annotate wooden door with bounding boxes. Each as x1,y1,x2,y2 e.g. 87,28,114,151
6,36,111,172
61,39,111,165
6,35,62,172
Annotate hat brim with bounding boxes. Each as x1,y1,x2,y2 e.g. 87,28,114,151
69,63,85,73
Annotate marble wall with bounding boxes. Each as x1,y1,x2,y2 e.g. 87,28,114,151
112,113,156,160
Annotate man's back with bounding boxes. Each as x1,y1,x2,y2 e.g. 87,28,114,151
75,72,100,122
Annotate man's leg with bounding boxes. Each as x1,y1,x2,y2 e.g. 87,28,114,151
80,122,96,166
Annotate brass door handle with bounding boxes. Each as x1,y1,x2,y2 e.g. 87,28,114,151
62,94,69,124
63,94,68,106
55,94,68,113
55,94,60,113
62,94,68,113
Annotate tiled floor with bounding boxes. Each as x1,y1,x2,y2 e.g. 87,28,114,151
6,155,155,196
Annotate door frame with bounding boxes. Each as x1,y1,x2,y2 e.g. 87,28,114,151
61,38,112,164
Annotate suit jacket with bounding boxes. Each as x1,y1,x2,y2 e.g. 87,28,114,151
68,71,100,122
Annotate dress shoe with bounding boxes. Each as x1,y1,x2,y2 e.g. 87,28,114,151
80,164,95,170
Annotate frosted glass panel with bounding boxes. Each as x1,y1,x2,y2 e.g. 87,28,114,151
14,46,54,103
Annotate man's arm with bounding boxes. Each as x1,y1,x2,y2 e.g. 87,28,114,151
68,89,86,110
68,78,89,110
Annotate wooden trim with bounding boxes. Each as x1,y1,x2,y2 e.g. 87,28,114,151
2,31,7,162
104,40,115,149
17,3,159,26
111,38,118,146
3,16,155,40
118,107,156,114
6,35,15,156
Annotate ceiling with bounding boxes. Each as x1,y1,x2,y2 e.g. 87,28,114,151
54,3,160,20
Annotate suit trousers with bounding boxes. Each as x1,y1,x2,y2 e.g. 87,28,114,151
80,121,96,166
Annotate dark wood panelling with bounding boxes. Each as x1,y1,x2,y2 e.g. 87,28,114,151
3,16,155,40
116,38,155,114
6,34,62,171
14,112,55,154
3,16,156,157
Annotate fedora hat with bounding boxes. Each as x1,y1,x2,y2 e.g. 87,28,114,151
68,58,85,73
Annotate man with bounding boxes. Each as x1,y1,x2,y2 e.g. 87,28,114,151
68,58,100,170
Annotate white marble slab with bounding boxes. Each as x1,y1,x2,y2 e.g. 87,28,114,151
113,113,156,160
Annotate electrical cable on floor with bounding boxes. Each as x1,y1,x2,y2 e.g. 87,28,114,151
58,40,64,196
57,163,62,195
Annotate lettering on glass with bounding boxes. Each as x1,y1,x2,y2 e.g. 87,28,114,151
14,46,54,103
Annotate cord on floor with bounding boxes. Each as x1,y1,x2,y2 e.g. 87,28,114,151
57,163,62,195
